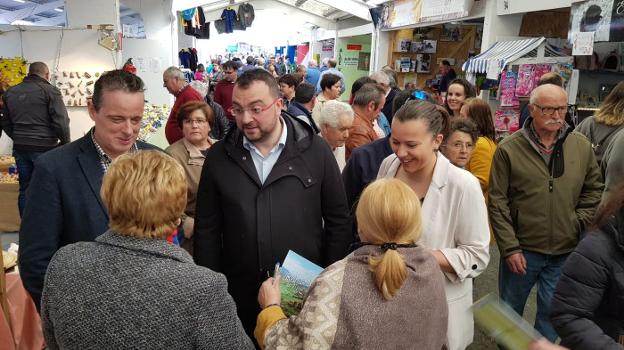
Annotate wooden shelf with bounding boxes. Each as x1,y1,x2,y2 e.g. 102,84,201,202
388,25,480,89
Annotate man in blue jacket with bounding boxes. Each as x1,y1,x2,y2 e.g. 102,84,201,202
304,59,321,88
18,70,158,311
286,82,319,133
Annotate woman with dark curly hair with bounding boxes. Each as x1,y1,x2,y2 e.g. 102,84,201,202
312,73,342,125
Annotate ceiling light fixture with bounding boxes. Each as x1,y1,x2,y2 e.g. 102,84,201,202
13,0,26,3
54,8,64,12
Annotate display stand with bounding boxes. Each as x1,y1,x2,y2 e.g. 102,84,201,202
388,24,481,89
463,37,575,138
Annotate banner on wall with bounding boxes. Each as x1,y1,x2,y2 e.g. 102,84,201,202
320,39,335,62
420,0,474,22
296,45,310,64
497,0,571,16
569,0,624,42
380,0,422,29
380,0,474,29
338,47,359,68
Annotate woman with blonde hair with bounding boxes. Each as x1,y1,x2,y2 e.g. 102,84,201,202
576,81,624,163
377,100,490,350
41,151,253,349
255,178,448,349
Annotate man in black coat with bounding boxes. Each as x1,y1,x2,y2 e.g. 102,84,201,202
18,70,158,311
1,62,70,216
286,82,319,134
194,69,352,337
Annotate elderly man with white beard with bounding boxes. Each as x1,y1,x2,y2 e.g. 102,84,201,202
488,84,603,342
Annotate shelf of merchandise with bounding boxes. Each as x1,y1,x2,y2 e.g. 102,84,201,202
387,24,480,89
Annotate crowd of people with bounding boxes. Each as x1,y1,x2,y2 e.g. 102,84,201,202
1,57,623,350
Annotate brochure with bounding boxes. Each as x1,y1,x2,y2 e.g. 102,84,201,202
279,250,323,316
472,294,542,350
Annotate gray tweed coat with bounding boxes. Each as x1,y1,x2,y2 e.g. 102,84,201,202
41,230,254,349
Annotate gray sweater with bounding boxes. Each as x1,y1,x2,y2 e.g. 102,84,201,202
575,116,624,164
41,230,254,350
601,129,624,204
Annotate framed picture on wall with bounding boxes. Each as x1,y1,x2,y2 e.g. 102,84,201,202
411,41,424,53
441,23,462,41
416,54,431,73
422,40,437,54
358,52,371,71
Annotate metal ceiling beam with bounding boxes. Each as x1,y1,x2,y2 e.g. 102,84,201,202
0,0,64,24
313,0,371,21
202,0,244,13
29,13,66,26
323,8,340,17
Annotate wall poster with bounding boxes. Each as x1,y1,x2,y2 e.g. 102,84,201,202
569,0,624,42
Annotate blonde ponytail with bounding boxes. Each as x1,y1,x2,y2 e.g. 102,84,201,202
369,249,407,300
356,178,423,301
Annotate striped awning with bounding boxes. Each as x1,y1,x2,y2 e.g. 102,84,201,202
462,37,546,74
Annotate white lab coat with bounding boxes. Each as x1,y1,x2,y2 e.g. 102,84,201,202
377,152,490,350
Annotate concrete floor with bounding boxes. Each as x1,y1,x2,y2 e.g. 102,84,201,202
2,232,537,348
469,244,537,349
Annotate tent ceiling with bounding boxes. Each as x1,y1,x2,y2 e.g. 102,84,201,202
201,0,375,22
0,0,141,27
0,0,377,27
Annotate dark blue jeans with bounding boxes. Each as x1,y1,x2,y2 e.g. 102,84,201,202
13,150,45,217
499,250,569,342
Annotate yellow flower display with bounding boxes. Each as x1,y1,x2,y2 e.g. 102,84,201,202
139,104,170,141
0,57,28,87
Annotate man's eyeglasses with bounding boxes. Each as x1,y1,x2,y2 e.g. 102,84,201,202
224,70,236,74
229,98,280,117
409,90,430,101
532,104,567,116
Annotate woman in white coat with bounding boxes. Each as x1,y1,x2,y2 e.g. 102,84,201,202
377,100,490,350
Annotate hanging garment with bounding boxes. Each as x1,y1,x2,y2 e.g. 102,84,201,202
238,3,255,28
189,48,198,72
184,19,195,36
221,8,237,33
195,7,210,39
179,50,191,69
214,20,226,34
183,8,199,37
181,8,196,21
233,16,246,31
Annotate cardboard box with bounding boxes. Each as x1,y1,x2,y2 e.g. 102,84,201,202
0,183,20,232
0,156,14,173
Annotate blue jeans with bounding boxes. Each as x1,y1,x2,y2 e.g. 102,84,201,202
13,150,45,217
499,250,569,342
